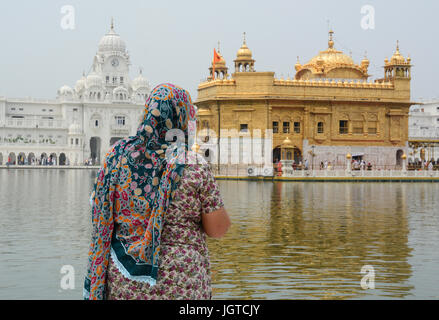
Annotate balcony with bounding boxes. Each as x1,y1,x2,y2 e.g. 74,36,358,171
111,124,131,135
5,118,66,129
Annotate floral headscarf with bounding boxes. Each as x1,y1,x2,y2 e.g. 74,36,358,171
84,83,196,300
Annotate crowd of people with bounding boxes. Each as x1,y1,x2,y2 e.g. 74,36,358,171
274,158,373,173
408,158,439,171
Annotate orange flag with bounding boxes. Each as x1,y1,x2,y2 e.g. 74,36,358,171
212,48,221,80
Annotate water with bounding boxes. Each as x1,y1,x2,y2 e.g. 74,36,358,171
0,169,438,299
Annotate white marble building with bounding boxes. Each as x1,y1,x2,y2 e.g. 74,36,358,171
0,21,151,166
408,100,439,162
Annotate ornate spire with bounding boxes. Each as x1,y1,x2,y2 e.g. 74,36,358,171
295,56,302,71
243,32,246,45
111,17,114,31
328,29,334,49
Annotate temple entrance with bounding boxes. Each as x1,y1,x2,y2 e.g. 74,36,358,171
59,153,67,165
293,148,302,164
40,152,48,165
49,153,57,165
28,152,36,165
273,147,281,163
18,152,26,165
396,149,404,168
90,137,101,165
8,152,16,165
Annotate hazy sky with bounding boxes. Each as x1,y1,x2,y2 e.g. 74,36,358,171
0,0,437,102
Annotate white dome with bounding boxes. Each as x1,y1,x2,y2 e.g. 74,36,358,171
58,85,74,96
75,74,86,92
85,72,103,88
132,72,150,91
68,122,81,135
98,24,126,53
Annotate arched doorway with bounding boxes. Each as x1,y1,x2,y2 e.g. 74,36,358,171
396,149,404,168
0,153,3,165
8,152,16,165
90,136,101,165
28,152,36,165
49,153,57,165
40,152,48,165
293,148,302,164
110,137,123,146
18,152,26,165
59,153,67,165
273,147,281,163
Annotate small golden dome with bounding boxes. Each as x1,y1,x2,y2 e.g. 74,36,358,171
390,41,406,64
212,54,226,67
237,43,252,59
361,53,370,69
236,32,252,59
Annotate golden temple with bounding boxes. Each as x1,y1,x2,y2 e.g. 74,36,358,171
195,31,413,169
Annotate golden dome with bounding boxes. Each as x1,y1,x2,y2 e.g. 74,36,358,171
212,54,226,67
236,32,252,59
237,43,252,59
295,30,368,80
390,41,406,64
307,30,356,67
361,52,370,69
308,49,355,67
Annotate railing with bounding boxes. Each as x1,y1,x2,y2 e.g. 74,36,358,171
409,129,439,140
5,119,65,129
110,124,131,134
210,164,439,178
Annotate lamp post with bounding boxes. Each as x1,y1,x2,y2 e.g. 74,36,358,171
401,153,407,172
308,145,316,171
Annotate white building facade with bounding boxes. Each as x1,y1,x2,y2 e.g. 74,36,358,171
408,100,439,162
0,22,151,166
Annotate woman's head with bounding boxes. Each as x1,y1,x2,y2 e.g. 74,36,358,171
136,83,196,146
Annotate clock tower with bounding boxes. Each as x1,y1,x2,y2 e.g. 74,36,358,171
92,18,131,96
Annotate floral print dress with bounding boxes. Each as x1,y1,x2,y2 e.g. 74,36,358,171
105,160,224,300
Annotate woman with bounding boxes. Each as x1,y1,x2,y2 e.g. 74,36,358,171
84,83,230,300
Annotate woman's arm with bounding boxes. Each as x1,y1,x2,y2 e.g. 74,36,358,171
202,207,231,239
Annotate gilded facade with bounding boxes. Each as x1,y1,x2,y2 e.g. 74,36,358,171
195,31,413,169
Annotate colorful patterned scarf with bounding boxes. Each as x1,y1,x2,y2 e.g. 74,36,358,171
84,83,196,300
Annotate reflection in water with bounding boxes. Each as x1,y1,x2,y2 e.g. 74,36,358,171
0,170,438,299
208,181,416,299
0,169,95,299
